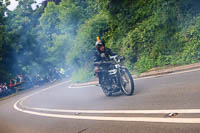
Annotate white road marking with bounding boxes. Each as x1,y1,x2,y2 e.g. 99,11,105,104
68,84,96,88
22,107,200,114
14,100,200,123
13,69,200,123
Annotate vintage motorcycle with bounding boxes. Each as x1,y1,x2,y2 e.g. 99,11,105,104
95,55,134,96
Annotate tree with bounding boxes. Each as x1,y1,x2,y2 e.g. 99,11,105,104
0,0,13,81
42,0,62,7
67,11,109,68
6,0,43,76
2,0,200,82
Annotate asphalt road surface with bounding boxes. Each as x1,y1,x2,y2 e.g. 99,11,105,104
0,69,200,133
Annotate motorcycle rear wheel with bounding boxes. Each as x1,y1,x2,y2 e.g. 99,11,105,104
120,68,134,96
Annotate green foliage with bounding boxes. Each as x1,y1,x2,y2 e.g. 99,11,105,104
108,0,200,73
58,0,83,34
134,55,154,73
46,34,73,65
176,15,200,64
67,11,109,68
39,2,60,36
2,0,200,83
71,67,93,83
0,1,14,81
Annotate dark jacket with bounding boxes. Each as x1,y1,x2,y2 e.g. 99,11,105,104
94,48,116,65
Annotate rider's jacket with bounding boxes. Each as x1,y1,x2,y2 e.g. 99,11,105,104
94,48,116,66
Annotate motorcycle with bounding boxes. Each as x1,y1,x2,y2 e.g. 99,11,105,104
95,55,134,96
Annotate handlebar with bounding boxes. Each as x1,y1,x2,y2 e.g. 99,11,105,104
94,61,114,65
94,56,125,66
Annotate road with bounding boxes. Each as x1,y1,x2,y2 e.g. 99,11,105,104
0,69,200,133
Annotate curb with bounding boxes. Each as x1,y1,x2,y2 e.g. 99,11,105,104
71,62,200,87
138,62,200,78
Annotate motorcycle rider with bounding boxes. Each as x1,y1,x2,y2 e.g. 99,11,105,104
94,37,117,86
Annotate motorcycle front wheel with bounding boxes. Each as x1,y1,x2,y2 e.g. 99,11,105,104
119,68,134,96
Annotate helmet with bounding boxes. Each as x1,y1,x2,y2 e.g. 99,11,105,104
95,36,105,51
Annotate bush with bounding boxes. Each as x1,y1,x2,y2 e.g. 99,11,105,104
134,55,154,73
67,11,109,68
176,15,200,64
71,67,94,83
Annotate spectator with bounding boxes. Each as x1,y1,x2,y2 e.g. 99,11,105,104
0,71,65,99
12,78,17,85
2,83,8,96
0,83,2,89
17,74,24,83
9,80,16,93
0,84,2,97
0,83,7,97
3,83,8,91
3,82,12,95
16,75,20,83
9,80,13,88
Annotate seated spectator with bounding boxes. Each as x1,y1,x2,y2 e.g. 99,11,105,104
0,83,7,97
16,75,20,84
3,82,12,95
9,80,14,88
3,83,8,91
0,84,2,95
9,80,16,93
13,79,17,85
0,83,2,89
1,83,8,96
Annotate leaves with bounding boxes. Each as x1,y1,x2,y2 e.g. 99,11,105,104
1,0,200,82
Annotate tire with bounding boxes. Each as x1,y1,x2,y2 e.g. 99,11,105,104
120,68,134,96
102,87,112,97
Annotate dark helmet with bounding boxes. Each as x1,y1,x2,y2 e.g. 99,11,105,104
95,36,105,51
